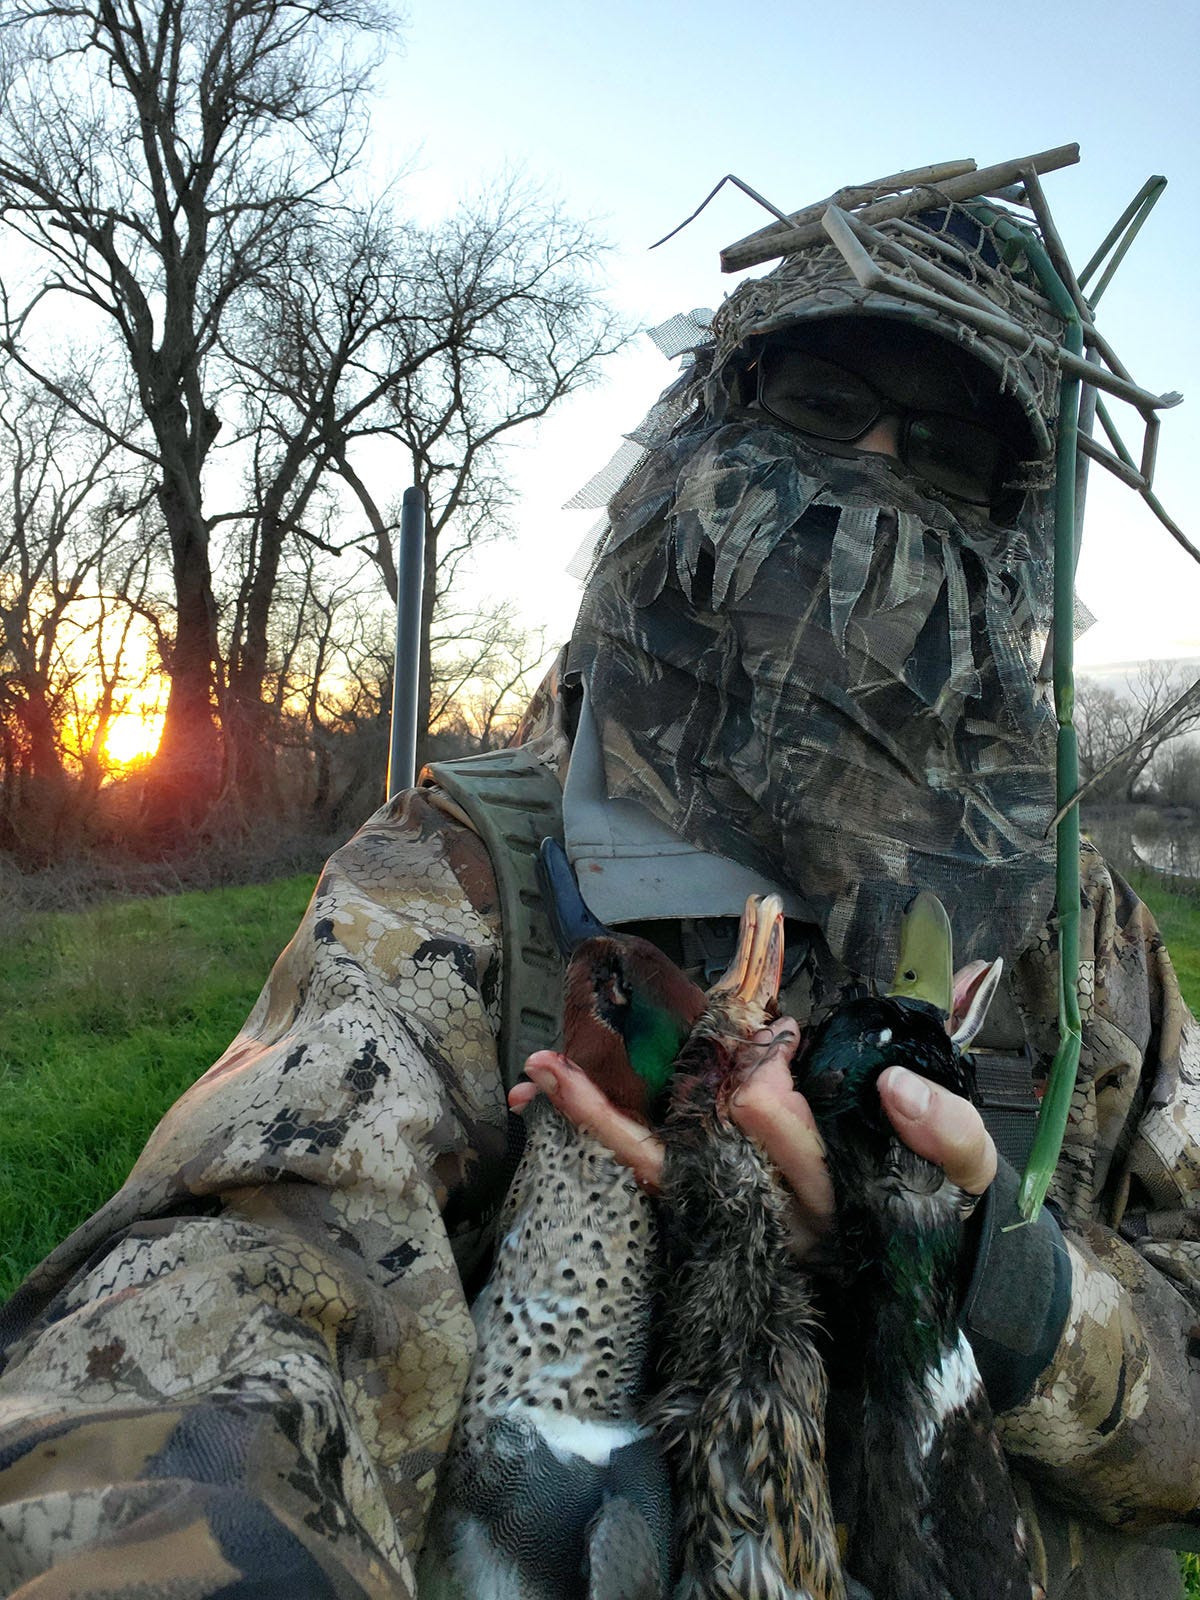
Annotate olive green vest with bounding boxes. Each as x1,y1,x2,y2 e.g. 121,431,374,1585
422,748,567,1090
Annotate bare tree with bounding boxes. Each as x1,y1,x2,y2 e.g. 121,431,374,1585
1076,661,1200,805
384,183,620,765
1147,736,1200,811
0,2,622,834
0,0,395,829
267,545,390,829
248,544,551,828
0,364,156,857
427,600,550,756
214,204,403,796
221,180,622,778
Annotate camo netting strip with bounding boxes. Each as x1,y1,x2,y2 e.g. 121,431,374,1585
569,409,1059,982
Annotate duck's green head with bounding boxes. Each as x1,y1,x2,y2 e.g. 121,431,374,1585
539,836,706,1116
795,890,1000,1162
797,992,967,1130
564,936,706,1115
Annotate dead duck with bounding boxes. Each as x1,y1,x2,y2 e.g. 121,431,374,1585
654,893,845,1600
796,892,1035,1600
418,842,704,1600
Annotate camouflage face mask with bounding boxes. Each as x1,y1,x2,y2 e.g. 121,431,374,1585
569,413,1058,980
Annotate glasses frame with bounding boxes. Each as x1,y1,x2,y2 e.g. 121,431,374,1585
752,344,1019,510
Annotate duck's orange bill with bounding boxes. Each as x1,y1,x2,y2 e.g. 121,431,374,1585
707,893,785,1022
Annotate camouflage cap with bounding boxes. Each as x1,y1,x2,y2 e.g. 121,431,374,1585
707,202,1068,475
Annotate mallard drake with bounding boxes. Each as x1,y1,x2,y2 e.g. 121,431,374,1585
796,892,1035,1600
655,893,845,1600
418,844,705,1600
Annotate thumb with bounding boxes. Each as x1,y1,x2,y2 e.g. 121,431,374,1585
877,1065,996,1195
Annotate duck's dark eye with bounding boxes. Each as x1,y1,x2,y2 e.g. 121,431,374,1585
902,968,917,982
605,974,628,1008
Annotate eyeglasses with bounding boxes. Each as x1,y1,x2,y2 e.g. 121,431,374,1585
753,346,1020,510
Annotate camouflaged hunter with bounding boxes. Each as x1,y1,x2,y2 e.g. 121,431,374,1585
1,149,1198,1599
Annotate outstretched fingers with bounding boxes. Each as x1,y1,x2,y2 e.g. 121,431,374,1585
510,1036,995,1235
509,1051,666,1192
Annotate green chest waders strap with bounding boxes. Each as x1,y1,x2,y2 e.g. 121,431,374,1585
969,976,1043,1174
422,750,566,1092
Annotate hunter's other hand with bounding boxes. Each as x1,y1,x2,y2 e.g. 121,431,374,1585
509,1016,995,1261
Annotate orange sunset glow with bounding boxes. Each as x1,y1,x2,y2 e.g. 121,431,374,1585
103,709,166,767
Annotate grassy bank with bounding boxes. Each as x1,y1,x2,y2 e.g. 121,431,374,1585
1125,869,1200,1007
0,873,317,1298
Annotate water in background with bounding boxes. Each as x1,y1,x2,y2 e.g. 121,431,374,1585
1084,808,1200,882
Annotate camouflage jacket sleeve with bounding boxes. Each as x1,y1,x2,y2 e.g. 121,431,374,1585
0,789,510,1598
964,843,1200,1545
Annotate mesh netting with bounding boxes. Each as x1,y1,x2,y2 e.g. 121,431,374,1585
564,309,714,514
647,307,715,360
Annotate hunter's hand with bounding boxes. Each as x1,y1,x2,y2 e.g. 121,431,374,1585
510,1016,996,1262
509,1052,667,1193
731,1021,996,1222
875,1062,997,1195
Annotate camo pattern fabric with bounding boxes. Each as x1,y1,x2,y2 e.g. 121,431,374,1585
570,412,1058,982
995,842,1200,1574
705,200,1066,475
1,786,1199,1596
0,788,511,1598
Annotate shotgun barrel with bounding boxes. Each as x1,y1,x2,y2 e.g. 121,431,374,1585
387,485,426,800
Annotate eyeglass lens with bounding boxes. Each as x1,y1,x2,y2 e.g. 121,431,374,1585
757,348,1013,507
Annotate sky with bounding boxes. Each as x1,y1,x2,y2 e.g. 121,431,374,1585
372,0,1200,671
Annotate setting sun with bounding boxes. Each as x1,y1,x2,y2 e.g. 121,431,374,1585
104,711,166,767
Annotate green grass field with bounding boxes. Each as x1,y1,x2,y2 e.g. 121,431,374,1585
2,867,1199,1589
0,873,318,1297
1126,870,1200,1004
1127,888,1200,1596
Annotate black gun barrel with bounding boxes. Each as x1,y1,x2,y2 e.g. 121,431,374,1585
387,485,426,799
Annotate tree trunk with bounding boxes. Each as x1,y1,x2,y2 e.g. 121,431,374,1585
9,676,72,864
142,475,222,839
18,678,65,788
413,523,438,778
226,510,289,811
